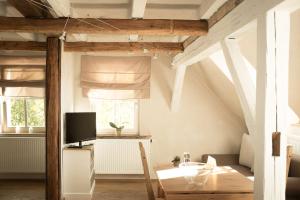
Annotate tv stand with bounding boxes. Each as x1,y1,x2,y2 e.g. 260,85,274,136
63,144,95,200
68,141,84,148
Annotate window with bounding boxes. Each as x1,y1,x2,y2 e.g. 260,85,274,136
91,100,139,134
2,97,45,133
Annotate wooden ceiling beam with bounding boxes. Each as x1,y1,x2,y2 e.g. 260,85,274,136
64,42,184,53
0,17,208,36
0,80,45,87
183,0,244,48
0,41,47,51
7,0,55,18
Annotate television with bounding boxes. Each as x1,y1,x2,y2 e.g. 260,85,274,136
65,112,96,148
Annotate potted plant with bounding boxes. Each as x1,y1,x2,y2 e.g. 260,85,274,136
109,122,124,136
172,156,181,167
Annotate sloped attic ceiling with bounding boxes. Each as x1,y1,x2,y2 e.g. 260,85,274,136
197,9,300,126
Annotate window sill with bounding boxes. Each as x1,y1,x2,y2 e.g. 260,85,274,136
97,133,151,140
0,133,45,138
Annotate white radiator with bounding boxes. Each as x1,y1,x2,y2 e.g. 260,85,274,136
94,139,151,174
0,137,45,173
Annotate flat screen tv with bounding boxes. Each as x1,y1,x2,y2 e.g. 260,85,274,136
65,112,96,147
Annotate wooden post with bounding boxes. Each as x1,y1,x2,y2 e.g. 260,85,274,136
255,10,290,200
46,37,61,200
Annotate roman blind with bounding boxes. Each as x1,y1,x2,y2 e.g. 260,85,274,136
0,66,45,97
81,56,151,99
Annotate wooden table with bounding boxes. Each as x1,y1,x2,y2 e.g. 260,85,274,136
155,165,253,200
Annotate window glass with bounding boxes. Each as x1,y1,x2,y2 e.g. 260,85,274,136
27,98,45,127
92,100,138,133
7,98,25,127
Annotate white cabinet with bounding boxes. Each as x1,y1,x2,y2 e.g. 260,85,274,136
63,145,95,200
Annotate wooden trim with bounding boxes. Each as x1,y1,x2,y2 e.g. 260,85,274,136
0,17,208,36
0,80,45,87
0,41,47,51
64,42,184,53
97,134,151,139
46,37,61,200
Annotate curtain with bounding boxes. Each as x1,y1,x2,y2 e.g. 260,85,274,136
81,56,151,99
0,66,45,97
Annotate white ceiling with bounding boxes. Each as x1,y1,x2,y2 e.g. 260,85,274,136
70,0,204,19
0,0,218,44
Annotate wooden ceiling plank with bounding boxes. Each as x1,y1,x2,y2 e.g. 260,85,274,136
0,17,208,36
64,42,184,53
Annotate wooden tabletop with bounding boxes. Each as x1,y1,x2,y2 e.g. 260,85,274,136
155,165,254,195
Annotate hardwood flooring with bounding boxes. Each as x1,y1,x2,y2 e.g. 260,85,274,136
93,179,157,200
0,179,156,200
0,179,45,200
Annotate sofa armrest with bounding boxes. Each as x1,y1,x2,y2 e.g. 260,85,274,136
202,154,240,166
287,177,300,197
289,154,300,177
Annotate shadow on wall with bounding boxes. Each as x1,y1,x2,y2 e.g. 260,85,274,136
151,56,173,109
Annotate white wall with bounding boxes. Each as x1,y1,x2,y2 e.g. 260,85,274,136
61,50,75,196
67,54,246,171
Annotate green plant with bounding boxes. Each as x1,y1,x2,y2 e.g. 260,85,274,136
109,122,124,130
172,156,180,163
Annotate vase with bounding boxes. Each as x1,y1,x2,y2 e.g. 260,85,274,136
116,128,122,136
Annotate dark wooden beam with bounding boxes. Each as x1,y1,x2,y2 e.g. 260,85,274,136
7,0,55,18
0,80,45,87
183,0,244,48
0,41,46,51
0,17,208,36
208,0,244,28
46,37,61,200
64,42,184,53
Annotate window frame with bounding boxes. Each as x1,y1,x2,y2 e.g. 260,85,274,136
1,97,46,134
90,99,139,135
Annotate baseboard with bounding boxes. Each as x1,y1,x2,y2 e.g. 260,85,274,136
0,173,45,180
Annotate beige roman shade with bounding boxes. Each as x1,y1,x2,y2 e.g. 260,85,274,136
0,66,45,97
81,56,151,99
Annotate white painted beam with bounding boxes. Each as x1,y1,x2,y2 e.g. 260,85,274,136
171,65,187,112
221,39,256,135
172,0,292,67
130,0,147,42
131,0,147,18
45,0,70,17
198,0,227,19
255,10,290,200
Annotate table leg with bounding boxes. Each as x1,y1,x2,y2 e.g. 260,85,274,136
157,182,165,198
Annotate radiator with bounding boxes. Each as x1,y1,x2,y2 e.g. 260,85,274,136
94,139,151,174
0,137,45,173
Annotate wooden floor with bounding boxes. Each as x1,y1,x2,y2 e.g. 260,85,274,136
0,179,45,200
0,179,155,200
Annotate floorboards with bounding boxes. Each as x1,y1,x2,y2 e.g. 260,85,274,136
0,179,45,200
0,179,156,200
